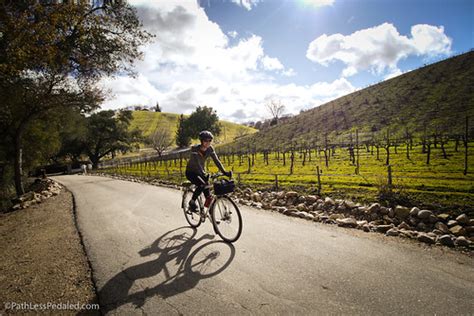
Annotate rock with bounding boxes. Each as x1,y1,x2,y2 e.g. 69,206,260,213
416,222,428,231
358,206,368,213
409,207,420,217
399,230,417,239
329,214,344,221
297,203,309,212
306,195,318,204
427,215,438,224
449,225,466,236
379,207,390,215
304,213,315,220
370,220,385,226
285,191,298,199
251,193,262,202
362,224,371,232
455,214,469,225
408,217,419,226
465,226,474,234
324,197,335,206
12,204,22,210
386,228,400,236
276,207,287,213
375,225,393,233
437,213,450,221
244,188,253,194
283,208,297,216
388,208,395,218
469,219,474,226
454,236,470,247
295,211,307,218
432,229,444,235
336,217,358,228
298,196,306,203
398,221,412,230
447,220,458,227
382,215,394,224
417,210,433,219
367,203,381,214
417,233,436,244
357,220,368,227
434,222,449,234
393,205,410,219
343,200,357,209
438,235,455,247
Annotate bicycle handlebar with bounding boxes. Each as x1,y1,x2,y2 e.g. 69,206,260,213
209,171,233,179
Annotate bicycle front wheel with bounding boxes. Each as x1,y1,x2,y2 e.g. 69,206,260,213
182,189,202,228
211,196,242,243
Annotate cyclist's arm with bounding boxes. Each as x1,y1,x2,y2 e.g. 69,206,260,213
209,146,226,174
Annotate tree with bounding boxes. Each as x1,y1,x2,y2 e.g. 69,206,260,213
0,1,151,195
147,126,173,157
176,115,191,148
266,99,285,126
185,106,222,139
82,110,142,169
175,106,221,147
154,102,162,112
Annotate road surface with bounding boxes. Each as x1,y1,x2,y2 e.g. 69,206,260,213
54,175,474,315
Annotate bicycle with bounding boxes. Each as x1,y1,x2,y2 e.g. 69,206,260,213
181,172,243,243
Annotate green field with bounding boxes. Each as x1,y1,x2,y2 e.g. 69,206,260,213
101,141,474,215
129,111,257,144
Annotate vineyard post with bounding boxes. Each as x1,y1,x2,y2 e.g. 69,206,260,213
356,129,360,174
464,115,469,175
237,173,241,185
316,166,321,194
274,174,279,190
387,165,393,191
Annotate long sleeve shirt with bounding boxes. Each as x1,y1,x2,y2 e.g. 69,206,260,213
186,144,225,174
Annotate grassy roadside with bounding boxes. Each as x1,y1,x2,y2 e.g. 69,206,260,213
0,188,99,315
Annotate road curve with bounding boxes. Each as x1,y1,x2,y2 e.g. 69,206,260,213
54,175,474,315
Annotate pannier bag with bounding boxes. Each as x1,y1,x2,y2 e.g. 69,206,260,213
214,179,235,195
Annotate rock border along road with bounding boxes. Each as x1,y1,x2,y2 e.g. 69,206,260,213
54,175,474,315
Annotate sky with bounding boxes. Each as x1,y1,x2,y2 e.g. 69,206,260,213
99,0,474,123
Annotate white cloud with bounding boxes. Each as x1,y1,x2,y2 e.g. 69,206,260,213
306,23,452,77
228,30,238,38
301,0,335,8
100,1,355,123
230,0,260,10
261,56,284,71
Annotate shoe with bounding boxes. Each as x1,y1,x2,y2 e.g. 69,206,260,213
188,199,198,213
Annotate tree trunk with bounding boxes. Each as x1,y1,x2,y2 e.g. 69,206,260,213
14,131,25,196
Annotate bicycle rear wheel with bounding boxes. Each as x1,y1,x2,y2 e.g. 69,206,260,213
211,196,242,243
182,189,202,228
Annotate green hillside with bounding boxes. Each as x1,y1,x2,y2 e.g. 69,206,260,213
227,51,474,149
129,111,257,145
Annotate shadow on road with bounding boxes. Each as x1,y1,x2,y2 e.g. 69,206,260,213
98,227,236,313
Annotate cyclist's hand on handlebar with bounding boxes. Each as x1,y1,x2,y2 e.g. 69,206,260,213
224,171,232,178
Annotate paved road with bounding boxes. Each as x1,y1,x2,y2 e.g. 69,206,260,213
54,175,474,315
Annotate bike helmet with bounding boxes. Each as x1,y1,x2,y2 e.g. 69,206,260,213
199,130,214,141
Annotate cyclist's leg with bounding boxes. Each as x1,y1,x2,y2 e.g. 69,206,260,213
186,171,207,210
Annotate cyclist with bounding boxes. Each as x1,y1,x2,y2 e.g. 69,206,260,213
185,130,231,212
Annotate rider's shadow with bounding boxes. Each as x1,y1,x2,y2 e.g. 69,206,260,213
98,227,236,313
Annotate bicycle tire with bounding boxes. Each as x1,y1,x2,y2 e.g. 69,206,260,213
182,189,202,228
211,195,242,243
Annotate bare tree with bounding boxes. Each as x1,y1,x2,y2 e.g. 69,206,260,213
148,126,173,157
266,99,285,125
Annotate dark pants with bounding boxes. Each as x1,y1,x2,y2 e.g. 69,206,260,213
185,171,210,200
